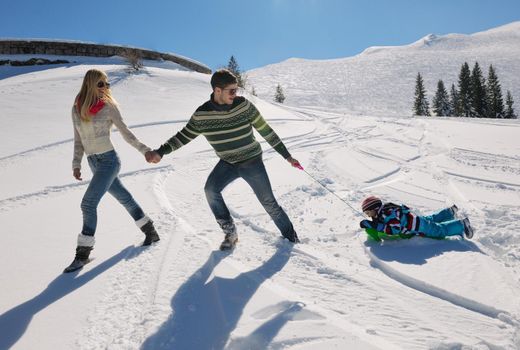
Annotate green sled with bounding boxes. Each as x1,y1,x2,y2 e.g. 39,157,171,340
364,228,444,241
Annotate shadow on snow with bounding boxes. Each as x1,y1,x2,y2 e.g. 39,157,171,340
142,243,295,350
0,245,136,349
366,237,483,265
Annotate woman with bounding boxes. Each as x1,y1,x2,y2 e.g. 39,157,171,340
64,69,159,273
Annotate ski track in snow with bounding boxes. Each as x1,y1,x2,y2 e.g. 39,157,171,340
267,109,520,348
0,166,171,212
73,155,384,350
77,168,190,349
227,201,519,349
362,234,517,323
2,99,520,348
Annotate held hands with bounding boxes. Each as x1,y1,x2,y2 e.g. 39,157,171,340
145,151,162,164
287,156,303,170
73,168,82,181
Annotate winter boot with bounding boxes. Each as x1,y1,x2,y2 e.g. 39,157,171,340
220,231,238,251
449,204,459,218
141,220,160,246
283,229,300,243
218,220,238,250
462,218,474,239
64,246,93,273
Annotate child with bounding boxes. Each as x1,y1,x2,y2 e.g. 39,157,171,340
359,196,474,239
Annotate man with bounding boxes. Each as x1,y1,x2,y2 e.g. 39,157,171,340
146,69,301,250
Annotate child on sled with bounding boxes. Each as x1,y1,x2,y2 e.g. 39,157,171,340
359,196,474,239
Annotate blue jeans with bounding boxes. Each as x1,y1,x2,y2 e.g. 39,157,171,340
417,208,464,238
204,156,295,239
80,150,145,236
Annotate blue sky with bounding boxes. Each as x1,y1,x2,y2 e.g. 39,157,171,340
2,0,519,71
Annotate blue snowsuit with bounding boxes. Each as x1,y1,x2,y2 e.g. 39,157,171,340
361,203,464,238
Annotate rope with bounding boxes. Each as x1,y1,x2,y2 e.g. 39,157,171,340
297,166,366,219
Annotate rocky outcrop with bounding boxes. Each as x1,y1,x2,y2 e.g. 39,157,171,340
0,39,211,74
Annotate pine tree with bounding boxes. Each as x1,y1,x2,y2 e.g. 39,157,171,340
227,55,246,88
470,62,487,117
457,62,472,117
486,65,504,118
505,91,517,119
432,80,450,116
274,84,286,103
449,84,459,117
413,72,430,116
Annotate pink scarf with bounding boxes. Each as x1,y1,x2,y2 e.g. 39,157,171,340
89,99,105,115
75,98,105,116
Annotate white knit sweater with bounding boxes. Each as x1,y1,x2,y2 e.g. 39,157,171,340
72,103,151,170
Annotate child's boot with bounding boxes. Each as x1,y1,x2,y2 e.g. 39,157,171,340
449,204,459,218
462,218,474,239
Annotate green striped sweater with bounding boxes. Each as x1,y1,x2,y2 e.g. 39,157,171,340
156,96,291,164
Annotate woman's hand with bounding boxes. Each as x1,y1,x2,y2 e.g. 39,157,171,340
73,168,82,181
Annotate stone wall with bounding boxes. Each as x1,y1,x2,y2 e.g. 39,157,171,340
0,39,211,74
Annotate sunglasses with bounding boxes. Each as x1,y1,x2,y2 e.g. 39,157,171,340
222,87,238,95
97,81,111,88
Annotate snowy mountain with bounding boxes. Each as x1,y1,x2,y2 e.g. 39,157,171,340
247,21,520,116
1,51,520,348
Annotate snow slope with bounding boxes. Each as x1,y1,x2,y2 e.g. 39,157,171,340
1,57,520,349
247,21,520,117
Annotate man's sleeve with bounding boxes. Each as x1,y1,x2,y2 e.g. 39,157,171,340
250,105,291,159
156,117,200,157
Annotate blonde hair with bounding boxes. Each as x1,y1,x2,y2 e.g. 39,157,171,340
75,69,117,121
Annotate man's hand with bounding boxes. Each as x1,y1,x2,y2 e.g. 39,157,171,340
286,156,303,170
145,151,162,164
73,168,82,181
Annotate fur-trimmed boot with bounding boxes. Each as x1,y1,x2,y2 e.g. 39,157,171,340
218,220,238,251
140,220,160,246
63,234,95,273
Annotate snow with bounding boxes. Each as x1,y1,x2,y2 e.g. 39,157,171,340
247,21,520,118
1,23,520,350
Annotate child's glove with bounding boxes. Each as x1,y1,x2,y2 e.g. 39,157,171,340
360,220,375,229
